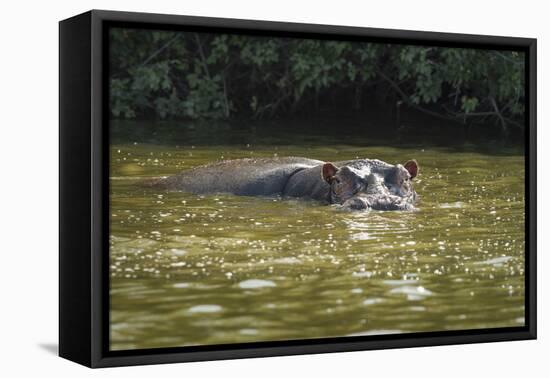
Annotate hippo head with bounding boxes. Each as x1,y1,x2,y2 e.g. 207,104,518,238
321,160,419,211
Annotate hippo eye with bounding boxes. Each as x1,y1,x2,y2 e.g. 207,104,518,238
334,178,341,184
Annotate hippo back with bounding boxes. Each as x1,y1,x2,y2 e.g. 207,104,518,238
149,157,323,196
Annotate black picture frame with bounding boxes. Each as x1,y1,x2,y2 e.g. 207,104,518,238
59,9,537,368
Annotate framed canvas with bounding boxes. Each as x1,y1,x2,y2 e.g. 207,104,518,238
59,10,536,368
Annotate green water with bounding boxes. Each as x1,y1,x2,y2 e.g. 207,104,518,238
109,122,525,351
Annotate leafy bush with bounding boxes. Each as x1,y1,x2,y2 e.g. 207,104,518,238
109,28,525,135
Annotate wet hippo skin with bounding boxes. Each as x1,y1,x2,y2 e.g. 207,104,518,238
148,157,419,211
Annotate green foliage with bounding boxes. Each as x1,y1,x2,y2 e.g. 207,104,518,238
290,40,350,99
461,96,479,114
109,28,525,133
397,47,443,103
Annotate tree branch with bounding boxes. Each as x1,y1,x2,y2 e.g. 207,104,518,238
375,68,462,124
140,34,181,67
194,33,211,79
490,96,508,134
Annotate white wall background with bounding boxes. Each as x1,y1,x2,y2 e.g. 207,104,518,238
0,0,546,376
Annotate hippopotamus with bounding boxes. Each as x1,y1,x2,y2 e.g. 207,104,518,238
148,157,419,211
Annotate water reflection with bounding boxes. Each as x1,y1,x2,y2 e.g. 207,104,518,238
239,279,277,289
109,137,525,351
187,305,223,314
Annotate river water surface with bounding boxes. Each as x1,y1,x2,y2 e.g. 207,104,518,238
109,121,525,351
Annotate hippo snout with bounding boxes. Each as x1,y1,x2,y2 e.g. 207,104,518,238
342,197,370,211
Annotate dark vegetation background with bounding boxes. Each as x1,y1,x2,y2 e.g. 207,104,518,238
109,28,525,144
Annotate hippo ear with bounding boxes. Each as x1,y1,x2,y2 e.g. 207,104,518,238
322,162,338,183
404,160,419,179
